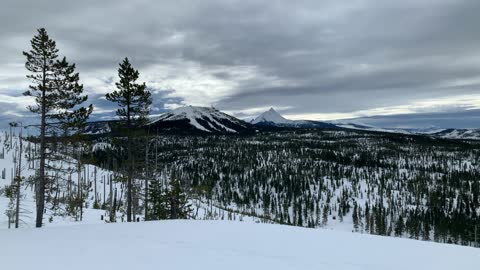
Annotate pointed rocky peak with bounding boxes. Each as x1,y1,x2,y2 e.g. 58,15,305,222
251,108,292,124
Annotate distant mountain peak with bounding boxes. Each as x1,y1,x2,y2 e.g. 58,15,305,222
251,108,292,124
251,108,338,129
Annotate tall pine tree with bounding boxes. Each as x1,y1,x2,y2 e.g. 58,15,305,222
106,58,152,222
23,28,92,227
23,28,59,228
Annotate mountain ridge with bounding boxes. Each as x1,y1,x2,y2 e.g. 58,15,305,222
81,106,479,139
148,106,253,134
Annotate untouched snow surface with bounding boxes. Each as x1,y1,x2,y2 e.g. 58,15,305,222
2,220,479,270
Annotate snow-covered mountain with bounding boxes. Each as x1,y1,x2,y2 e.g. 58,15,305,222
84,107,339,135
403,126,447,135
335,122,480,140
149,106,252,134
251,108,293,125
251,108,337,129
333,122,420,135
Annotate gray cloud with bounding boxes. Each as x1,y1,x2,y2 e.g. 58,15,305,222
1,0,479,128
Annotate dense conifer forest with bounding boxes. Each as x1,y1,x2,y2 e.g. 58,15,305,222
90,128,480,247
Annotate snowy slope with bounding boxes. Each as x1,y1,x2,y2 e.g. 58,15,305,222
333,122,480,140
403,126,447,135
149,106,251,134
1,132,258,228
0,131,123,228
1,220,479,270
333,121,413,134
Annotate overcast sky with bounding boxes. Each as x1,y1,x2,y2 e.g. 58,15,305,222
1,0,479,128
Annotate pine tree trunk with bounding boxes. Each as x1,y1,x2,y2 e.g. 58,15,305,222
103,175,106,206
36,67,47,228
111,187,117,223
15,130,23,228
127,137,133,222
94,167,97,203
110,175,114,222
78,160,83,221
126,101,133,222
144,139,149,221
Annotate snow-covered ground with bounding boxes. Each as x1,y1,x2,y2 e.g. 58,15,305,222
1,220,479,270
0,130,123,228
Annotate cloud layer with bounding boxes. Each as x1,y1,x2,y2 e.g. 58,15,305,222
1,0,479,128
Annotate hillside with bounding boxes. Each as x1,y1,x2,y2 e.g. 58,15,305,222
2,126,480,248
0,131,259,228
334,122,480,140
434,128,480,140
1,220,479,270
90,129,480,247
